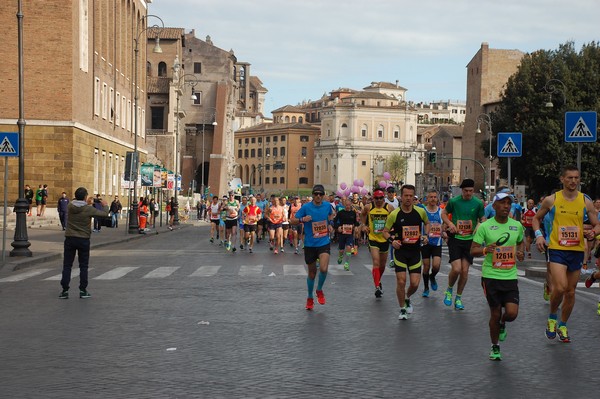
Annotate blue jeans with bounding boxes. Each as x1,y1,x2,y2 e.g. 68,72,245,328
61,236,91,290
111,212,119,227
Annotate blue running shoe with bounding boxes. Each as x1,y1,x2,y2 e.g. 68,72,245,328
443,289,452,306
430,276,438,291
422,289,430,298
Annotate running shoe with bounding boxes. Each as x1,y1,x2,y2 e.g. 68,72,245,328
422,289,430,298
240,244,244,250
454,298,464,310
389,260,395,269
79,290,91,299
249,248,253,254
499,324,507,342
405,298,413,314
59,290,69,299
398,307,408,320
232,246,237,252
280,247,284,253
489,344,502,361
316,290,326,305
247,239,251,247
306,297,314,310
375,286,383,299
269,240,274,251
443,289,452,306
225,241,231,251
585,274,596,288
210,237,214,243
294,247,299,255
543,282,550,301
430,276,438,291
545,318,557,340
557,325,570,343
273,248,279,254
343,261,350,271
337,255,343,264
597,302,600,316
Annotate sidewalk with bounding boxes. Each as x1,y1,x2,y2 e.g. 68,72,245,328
0,217,204,271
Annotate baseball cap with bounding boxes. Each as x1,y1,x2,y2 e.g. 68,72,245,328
312,184,325,194
459,178,475,188
373,189,385,198
386,186,396,193
492,192,513,204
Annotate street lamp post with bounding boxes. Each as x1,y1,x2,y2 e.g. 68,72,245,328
128,15,163,234
171,68,202,225
476,113,492,200
10,0,31,256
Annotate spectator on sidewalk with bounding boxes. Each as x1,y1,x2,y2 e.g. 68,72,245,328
109,195,122,228
24,184,34,216
92,194,104,232
40,184,49,217
57,192,69,230
35,184,43,216
139,198,149,234
59,187,109,299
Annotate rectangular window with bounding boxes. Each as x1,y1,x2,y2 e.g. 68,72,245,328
266,137,270,143
79,0,89,72
301,147,307,157
299,163,306,170
238,149,243,158
394,130,399,139
151,106,164,129
137,106,142,135
94,77,101,116
377,129,383,138
361,129,367,137
280,147,285,156
245,138,249,145
101,151,106,195
281,135,286,141
273,148,278,157
94,149,99,194
265,177,270,184
257,148,262,157
300,135,309,142
280,177,285,184
251,138,256,144
102,83,108,119
121,96,126,129
244,149,249,158
115,91,121,126
273,136,278,143
258,137,262,144
265,148,270,157
141,109,145,138
193,91,202,105
109,87,114,123
361,160,367,166
265,164,270,171
194,62,202,74
108,153,113,195
251,149,255,157
114,155,120,195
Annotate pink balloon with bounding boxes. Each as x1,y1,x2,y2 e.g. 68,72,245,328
336,189,344,197
344,188,351,196
379,180,387,188
340,182,347,190
353,179,359,187
383,172,391,180
357,179,364,187
360,188,368,196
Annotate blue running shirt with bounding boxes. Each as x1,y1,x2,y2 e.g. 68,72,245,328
295,201,333,247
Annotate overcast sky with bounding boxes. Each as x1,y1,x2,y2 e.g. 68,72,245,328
149,0,598,115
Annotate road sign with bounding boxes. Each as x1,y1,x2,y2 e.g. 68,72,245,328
497,132,522,157
565,111,597,143
0,132,19,157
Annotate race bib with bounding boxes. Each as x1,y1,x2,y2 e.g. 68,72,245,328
373,218,386,233
342,224,353,235
558,226,580,247
492,246,516,269
211,212,219,220
524,215,533,225
457,220,473,236
429,223,442,238
312,220,328,238
247,216,257,224
402,226,420,244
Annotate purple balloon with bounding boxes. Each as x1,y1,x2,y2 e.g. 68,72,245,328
336,189,344,197
383,172,391,180
379,180,387,188
340,182,347,190
344,188,351,196
353,179,359,187
357,179,364,187
360,188,368,196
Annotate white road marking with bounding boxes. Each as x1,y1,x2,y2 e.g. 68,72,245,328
142,267,180,279
284,264,306,276
0,268,53,282
239,264,263,276
190,266,221,277
45,268,93,280
94,267,138,280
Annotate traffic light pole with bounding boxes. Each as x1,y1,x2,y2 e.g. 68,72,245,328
439,155,488,200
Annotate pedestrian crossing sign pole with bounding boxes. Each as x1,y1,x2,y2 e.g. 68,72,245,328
1,132,20,263
497,132,522,191
564,111,597,174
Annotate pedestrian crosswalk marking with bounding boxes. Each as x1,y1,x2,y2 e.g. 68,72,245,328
0,136,16,154
567,117,594,138
499,137,519,155
327,264,354,275
239,264,263,276
143,267,179,279
0,268,52,282
190,265,221,277
94,267,138,280
284,264,306,276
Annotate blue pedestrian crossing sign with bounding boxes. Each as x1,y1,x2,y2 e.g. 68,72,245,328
497,132,522,157
0,132,19,157
565,111,597,143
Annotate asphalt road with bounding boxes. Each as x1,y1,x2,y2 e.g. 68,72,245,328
1,225,599,398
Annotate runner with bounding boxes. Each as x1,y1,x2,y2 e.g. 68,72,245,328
290,184,335,310
256,194,268,243
280,197,291,253
441,178,485,310
532,166,600,342
361,188,394,299
238,196,248,250
421,190,446,297
385,186,399,208
383,184,429,320
208,196,221,243
471,192,525,361
350,193,364,255
333,197,359,271
242,196,261,253
267,195,284,254
521,198,537,259
290,196,303,254
224,192,240,252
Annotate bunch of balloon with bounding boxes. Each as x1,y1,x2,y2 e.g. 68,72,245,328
336,179,369,198
378,172,394,191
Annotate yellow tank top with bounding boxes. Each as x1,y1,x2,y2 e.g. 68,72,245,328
548,191,586,251
368,204,391,242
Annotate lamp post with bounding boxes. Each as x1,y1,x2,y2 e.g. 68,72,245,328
476,113,492,200
128,15,163,234
10,0,31,256
171,67,202,225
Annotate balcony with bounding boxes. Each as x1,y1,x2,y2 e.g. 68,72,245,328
146,129,168,136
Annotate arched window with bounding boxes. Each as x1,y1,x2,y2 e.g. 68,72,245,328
341,123,348,128
298,117,303,123
377,125,384,138
147,61,152,76
158,62,167,77
325,158,329,171
285,116,290,123
292,116,296,123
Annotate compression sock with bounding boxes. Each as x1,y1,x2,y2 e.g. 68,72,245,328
317,271,328,291
372,268,381,287
422,273,429,290
549,313,558,320
307,277,315,298
345,251,352,262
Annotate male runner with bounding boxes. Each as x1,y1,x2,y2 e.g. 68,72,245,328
333,197,359,271
256,194,268,243
238,196,248,249
290,196,303,254
267,195,284,254
533,166,600,342
521,198,537,258
224,192,240,252
208,196,221,243
471,192,525,361
441,178,485,310
361,189,394,298
243,196,261,253
291,184,334,310
421,190,445,297
383,184,429,320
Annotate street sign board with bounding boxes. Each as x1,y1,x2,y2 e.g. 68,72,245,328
0,132,19,157
565,111,597,143
497,132,522,157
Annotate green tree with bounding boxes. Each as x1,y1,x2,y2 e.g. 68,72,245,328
385,154,408,187
489,41,600,199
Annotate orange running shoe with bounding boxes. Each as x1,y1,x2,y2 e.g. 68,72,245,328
316,290,326,305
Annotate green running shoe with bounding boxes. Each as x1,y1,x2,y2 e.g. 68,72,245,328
454,298,464,310
343,261,350,271
489,344,502,361
545,318,557,340
597,302,600,317
499,324,507,342
443,290,452,306
337,255,343,264
59,290,69,299
557,325,570,343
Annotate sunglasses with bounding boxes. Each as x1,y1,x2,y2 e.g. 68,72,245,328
373,196,384,200
312,192,325,196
